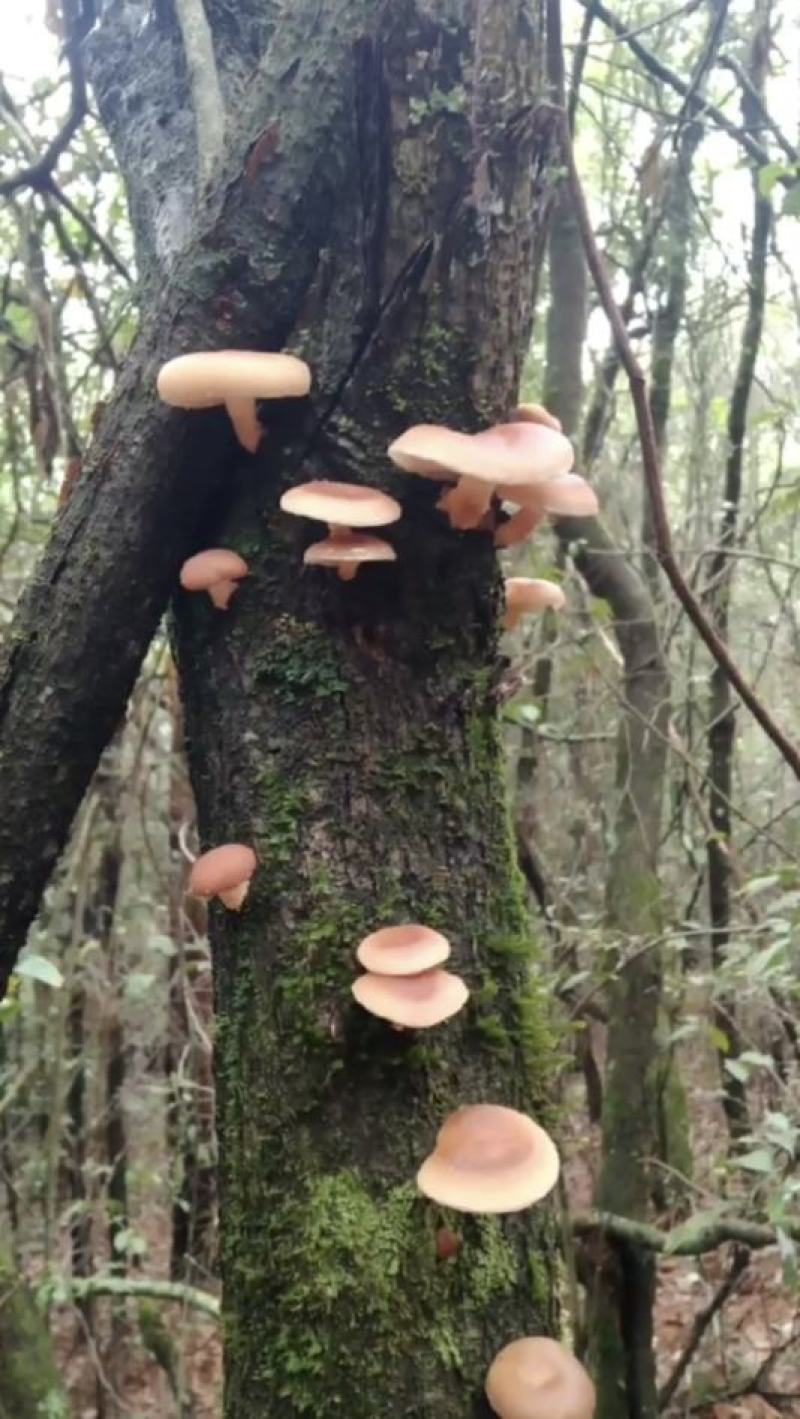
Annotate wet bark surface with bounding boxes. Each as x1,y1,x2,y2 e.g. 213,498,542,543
2,2,563,1413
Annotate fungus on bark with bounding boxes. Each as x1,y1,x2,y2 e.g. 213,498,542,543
352,968,468,1028
280,481,401,573
157,350,311,453
356,924,451,975
303,531,396,581
179,548,249,608
388,422,573,530
495,475,598,549
188,844,257,911
485,1337,596,1419
503,578,566,631
416,1104,559,1213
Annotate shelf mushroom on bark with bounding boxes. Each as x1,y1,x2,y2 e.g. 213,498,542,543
280,480,401,579
416,1104,559,1213
486,1338,596,1419
179,549,249,608
157,349,311,453
388,420,574,531
503,578,566,631
188,844,257,911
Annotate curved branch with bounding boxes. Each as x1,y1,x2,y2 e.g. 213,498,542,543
66,1274,219,1318
573,1208,800,1255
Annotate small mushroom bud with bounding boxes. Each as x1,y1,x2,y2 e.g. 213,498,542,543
180,549,249,608
188,844,257,911
435,1227,462,1262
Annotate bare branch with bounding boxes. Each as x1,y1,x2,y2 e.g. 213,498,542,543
573,1209,800,1254
172,0,227,189
0,1,89,198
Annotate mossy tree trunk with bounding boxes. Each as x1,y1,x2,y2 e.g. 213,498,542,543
0,0,565,1414
171,0,562,1408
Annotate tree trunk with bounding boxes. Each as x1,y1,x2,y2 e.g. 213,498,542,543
6,1,571,1416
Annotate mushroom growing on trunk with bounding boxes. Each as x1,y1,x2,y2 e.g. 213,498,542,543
157,350,311,453
416,1104,559,1213
352,968,469,1029
280,481,401,574
188,844,257,911
486,1338,596,1419
179,549,249,608
503,578,566,631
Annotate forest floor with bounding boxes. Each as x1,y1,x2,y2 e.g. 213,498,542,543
46,1037,800,1418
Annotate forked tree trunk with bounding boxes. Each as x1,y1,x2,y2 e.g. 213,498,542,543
76,2,561,1417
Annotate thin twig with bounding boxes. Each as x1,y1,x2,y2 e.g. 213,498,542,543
573,1209,800,1254
0,0,89,197
657,1247,749,1409
172,0,226,189
545,0,800,781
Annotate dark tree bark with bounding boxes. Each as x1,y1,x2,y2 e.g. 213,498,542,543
1,2,567,1417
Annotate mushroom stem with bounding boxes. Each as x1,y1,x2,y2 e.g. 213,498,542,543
208,577,240,609
438,475,493,530
503,605,523,633
495,503,543,549
219,881,251,911
337,562,360,582
225,396,262,454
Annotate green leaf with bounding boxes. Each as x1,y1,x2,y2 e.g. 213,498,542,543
735,1148,774,1174
782,183,800,217
14,954,64,989
758,161,788,197
725,1058,749,1083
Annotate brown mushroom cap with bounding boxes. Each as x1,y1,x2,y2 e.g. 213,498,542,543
280,480,401,529
157,351,311,406
304,532,396,581
188,844,257,911
504,577,566,631
180,549,249,608
416,1103,560,1213
356,924,451,975
511,402,563,432
352,969,469,1028
486,1338,596,1419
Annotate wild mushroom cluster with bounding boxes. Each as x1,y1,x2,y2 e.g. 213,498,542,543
160,348,598,1414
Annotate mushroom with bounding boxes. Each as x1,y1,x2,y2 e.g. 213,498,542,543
511,402,563,432
157,350,311,453
504,578,566,632
416,1103,559,1213
352,968,469,1028
486,1338,596,1419
188,844,257,911
388,422,573,530
180,548,250,608
304,531,396,581
495,475,598,550
356,924,451,975
280,481,401,564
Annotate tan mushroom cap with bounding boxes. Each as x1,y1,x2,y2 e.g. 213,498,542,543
389,422,574,531
157,350,311,453
188,844,257,911
504,577,566,631
157,351,311,405
280,480,401,530
495,476,598,549
356,924,451,975
180,549,249,609
511,402,563,432
416,1103,560,1213
486,1338,596,1419
352,969,469,1028
304,531,396,581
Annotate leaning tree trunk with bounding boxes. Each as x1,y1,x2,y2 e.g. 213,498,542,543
5,1,566,1417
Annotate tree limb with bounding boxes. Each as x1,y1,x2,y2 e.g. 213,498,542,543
0,0,393,996
572,0,786,176
573,1209,800,1254
0,0,88,198
172,0,226,188
657,1246,749,1409
66,1274,219,1318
